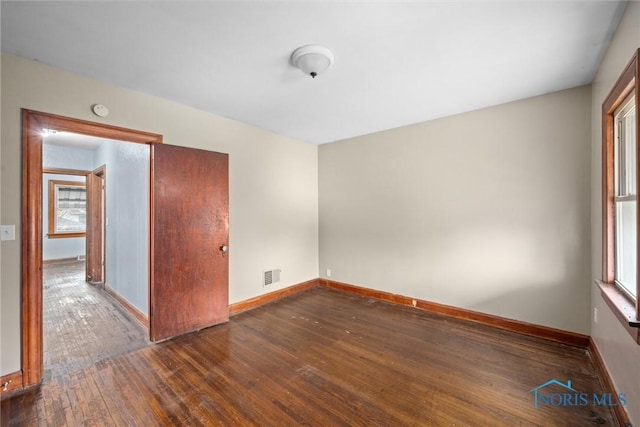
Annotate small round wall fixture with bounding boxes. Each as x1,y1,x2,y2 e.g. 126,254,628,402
291,45,334,79
92,104,109,117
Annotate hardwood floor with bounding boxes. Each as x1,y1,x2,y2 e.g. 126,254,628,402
2,287,615,426
42,261,149,381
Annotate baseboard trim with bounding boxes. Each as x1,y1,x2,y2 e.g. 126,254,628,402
589,339,632,427
229,279,319,316
0,370,24,400
104,284,149,329
320,279,590,348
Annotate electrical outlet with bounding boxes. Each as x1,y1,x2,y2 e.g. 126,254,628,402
326,268,332,278
594,307,599,323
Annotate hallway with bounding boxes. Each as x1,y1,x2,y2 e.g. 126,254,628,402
43,261,149,381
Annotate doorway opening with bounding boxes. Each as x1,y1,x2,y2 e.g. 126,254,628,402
41,132,150,379
22,110,163,387
22,110,230,391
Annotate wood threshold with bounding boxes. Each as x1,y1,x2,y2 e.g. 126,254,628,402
320,279,591,348
229,279,319,316
589,339,632,427
104,284,149,330
0,371,24,400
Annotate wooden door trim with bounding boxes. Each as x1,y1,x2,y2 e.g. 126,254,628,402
21,109,162,389
92,165,106,286
47,178,87,239
21,110,42,387
29,110,163,144
43,167,91,176
86,170,103,283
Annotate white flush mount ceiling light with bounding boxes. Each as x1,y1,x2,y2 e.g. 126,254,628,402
291,45,334,79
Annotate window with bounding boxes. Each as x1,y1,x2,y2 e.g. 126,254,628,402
48,179,87,238
600,49,640,339
614,94,637,299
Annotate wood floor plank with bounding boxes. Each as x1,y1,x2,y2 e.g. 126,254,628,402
2,287,618,426
42,261,149,381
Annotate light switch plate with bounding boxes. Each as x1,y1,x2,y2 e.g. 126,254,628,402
1,225,15,241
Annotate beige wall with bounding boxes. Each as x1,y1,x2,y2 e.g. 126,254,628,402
319,85,592,334
590,1,640,424
0,53,319,375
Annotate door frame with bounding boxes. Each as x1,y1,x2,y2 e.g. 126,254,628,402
86,165,106,284
21,109,162,388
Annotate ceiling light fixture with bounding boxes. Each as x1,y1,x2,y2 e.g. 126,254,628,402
291,45,334,79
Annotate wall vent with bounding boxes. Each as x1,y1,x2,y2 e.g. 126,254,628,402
263,269,281,286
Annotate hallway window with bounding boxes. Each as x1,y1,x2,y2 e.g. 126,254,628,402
48,180,86,238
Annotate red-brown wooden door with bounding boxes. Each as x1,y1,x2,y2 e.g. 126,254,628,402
150,144,229,342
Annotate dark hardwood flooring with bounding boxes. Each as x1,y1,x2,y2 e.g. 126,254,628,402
42,261,149,381
2,287,615,426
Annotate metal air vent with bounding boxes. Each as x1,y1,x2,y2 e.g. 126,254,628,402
263,269,281,286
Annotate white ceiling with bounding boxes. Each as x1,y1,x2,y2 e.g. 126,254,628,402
1,1,626,144
43,131,108,151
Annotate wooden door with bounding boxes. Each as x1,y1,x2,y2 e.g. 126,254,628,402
150,144,229,342
86,171,104,283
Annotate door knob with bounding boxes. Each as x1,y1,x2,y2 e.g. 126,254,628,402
220,245,229,255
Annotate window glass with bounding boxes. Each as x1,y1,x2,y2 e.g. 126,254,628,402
51,181,86,234
614,95,637,299
615,199,636,297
